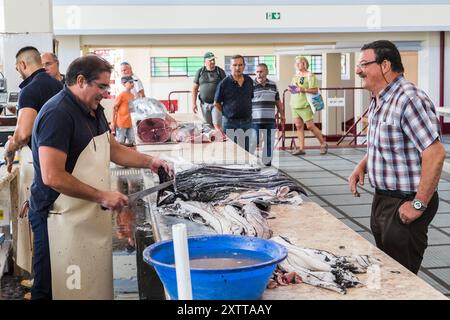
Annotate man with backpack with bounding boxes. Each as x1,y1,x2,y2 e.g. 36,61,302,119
192,52,226,138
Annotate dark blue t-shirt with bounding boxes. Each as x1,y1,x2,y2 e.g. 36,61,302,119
17,68,63,148
29,86,110,216
214,75,254,120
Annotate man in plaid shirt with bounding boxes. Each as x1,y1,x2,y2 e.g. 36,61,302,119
348,40,446,274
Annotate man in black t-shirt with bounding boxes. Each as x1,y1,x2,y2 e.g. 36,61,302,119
192,52,226,135
4,46,62,172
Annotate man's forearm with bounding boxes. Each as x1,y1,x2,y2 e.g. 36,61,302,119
192,88,199,105
416,141,446,204
358,154,368,170
45,169,103,204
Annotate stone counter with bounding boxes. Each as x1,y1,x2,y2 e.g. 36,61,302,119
135,115,447,300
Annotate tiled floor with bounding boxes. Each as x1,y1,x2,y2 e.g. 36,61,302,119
271,146,450,298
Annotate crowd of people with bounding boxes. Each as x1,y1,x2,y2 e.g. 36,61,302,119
3,40,444,299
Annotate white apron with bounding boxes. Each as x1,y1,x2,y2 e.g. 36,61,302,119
16,146,34,273
48,132,113,300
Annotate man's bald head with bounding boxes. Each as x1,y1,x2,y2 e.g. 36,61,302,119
41,52,63,81
15,46,42,80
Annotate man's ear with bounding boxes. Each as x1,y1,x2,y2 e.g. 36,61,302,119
76,74,85,88
381,60,392,73
17,60,26,71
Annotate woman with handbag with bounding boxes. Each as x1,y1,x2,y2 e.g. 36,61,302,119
289,56,328,155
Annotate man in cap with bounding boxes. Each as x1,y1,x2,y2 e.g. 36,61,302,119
120,61,145,98
192,52,226,137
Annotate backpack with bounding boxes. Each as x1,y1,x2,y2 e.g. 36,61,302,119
198,66,225,82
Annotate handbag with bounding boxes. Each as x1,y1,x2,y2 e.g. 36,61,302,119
306,90,325,113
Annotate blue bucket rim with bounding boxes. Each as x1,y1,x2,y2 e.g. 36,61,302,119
143,234,287,272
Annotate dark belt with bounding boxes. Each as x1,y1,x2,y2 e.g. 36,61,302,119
375,188,416,200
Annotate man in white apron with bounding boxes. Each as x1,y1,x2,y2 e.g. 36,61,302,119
3,47,62,292
28,55,172,300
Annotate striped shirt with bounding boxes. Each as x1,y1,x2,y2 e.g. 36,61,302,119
367,75,441,192
252,79,280,124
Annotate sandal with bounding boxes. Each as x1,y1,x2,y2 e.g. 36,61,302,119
320,143,328,155
292,148,306,156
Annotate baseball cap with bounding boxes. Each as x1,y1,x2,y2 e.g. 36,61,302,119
121,76,135,83
203,52,215,60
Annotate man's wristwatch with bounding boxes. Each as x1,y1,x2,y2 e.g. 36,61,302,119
411,199,427,212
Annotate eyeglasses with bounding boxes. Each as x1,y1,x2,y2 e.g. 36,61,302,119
356,60,378,69
298,77,305,85
90,81,110,92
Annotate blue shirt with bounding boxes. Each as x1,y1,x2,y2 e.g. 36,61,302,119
17,68,63,148
29,86,110,217
214,75,254,120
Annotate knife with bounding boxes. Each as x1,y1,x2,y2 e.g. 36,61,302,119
127,180,174,204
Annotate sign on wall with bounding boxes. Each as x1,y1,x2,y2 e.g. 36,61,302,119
327,97,345,108
266,12,281,20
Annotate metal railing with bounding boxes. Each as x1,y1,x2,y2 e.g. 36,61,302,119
168,90,191,113
278,86,367,149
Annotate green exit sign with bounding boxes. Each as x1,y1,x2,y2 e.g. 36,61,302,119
266,12,281,20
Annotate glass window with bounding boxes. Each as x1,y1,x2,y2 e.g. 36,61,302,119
187,57,204,77
151,56,203,77
169,57,187,76
151,57,169,77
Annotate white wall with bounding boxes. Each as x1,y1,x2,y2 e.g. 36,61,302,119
418,33,441,107
53,4,450,35
445,32,450,108
0,0,53,92
0,33,54,92
1,0,52,33
56,35,81,75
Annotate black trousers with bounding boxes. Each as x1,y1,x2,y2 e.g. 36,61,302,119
371,191,439,274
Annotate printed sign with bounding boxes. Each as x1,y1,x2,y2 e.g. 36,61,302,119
266,12,281,20
327,97,345,108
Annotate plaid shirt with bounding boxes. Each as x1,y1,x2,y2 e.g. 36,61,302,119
367,75,441,192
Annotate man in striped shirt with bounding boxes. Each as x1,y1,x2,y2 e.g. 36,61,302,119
348,40,446,274
251,63,283,166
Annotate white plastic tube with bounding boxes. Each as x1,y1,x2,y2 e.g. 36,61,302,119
172,223,193,300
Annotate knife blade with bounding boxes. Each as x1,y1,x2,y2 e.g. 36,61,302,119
127,180,174,204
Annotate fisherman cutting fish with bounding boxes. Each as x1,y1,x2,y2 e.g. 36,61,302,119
28,55,173,300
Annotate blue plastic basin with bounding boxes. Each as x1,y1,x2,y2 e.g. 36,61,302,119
143,234,287,300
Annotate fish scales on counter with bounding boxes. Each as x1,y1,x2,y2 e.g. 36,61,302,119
157,165,306,205
270,236,381,294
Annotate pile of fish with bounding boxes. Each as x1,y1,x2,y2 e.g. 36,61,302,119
219,186,303,206
157,165,306,206
269,236,381,294
157,200,273,239
171,123,217,143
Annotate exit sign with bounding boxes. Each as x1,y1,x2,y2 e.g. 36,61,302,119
266,12,281,20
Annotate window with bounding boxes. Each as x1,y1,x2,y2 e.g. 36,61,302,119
301,55,323,74
224,55,277,75
341,53,350,80
151,56,203,77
